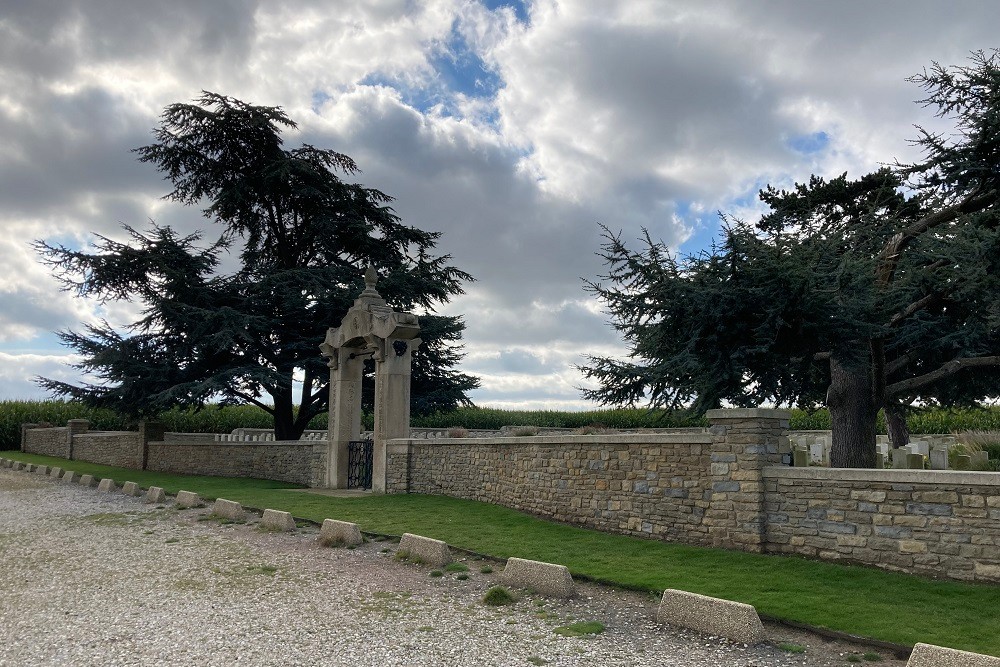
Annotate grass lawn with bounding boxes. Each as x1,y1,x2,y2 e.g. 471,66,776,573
4,450,999,655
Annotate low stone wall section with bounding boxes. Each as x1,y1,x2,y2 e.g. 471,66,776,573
21,427,69,458
389,433,718,544
72,432,140,468
145,441,323,485
764,467,1000,583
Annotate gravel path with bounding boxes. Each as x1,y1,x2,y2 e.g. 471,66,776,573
0,467,906,666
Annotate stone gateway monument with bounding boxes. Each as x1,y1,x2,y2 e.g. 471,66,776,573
319,268,420,492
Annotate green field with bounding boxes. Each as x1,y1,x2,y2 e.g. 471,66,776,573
3,400,1000,450
3,450,999,656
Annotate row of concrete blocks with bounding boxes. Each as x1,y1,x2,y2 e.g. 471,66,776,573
1,457,996,665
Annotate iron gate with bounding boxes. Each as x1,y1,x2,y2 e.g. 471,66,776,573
347,439,373,490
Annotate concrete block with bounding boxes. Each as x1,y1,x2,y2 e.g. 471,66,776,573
0,458,8,467
907,642,1000,666
121,481,141,497
175,490,201,508
398,532,452,567
211,498,246,521
657,589,765,645
49,466,61,477
144,486,166,503
500,557,575,598
63,471,80,483
25,463,36,472
97,478,116,493
260,509,296,532
79,474,96,487
319,519,363,546
13,461,25,470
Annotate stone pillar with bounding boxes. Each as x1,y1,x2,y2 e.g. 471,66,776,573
20,423,38,452
372,338,421,493
327,348,365,488
705,408,790,553
66,419,89,460
138,421,165,470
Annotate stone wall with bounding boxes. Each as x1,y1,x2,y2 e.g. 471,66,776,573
764,467,1000,582
388,433,716,543
146,440,322,485
72,432,140,468
20,421,324,486
22,426,70,458
386,409,790,550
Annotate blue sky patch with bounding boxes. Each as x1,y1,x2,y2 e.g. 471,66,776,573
482,0,529,24
787,131,830,154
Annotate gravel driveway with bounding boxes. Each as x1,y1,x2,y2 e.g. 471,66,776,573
0,467,905,666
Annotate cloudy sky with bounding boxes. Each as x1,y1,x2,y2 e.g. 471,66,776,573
0,1,997,410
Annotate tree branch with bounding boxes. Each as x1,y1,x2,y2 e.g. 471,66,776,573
886,356,1000,396
875,187,992,286
231,389,273,413
889,292,941,327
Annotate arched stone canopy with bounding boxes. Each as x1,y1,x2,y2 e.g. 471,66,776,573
319,267,421,491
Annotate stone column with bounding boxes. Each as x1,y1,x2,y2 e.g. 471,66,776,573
20,423,38,452
327,348,366,488
372,337,421,493
67,419,89,460
705,408,790,553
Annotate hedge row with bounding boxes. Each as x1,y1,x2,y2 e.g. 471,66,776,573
2,400,998,450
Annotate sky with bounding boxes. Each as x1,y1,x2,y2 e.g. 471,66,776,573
0,1,998,411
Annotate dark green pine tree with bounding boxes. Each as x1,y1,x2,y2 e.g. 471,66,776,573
580,51,1000,467
35,92,479,439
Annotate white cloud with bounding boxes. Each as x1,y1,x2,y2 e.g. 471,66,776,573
1,0,998,410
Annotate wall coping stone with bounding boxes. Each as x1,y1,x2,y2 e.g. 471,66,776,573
387,433,714,446
764,466,1000,487
907,642,1000,666
500,557,575,598
706,408,792,420
657,589,765,644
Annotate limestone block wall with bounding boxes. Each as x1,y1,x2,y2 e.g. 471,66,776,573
388,433,716,543
71,432,140,468
21,426,70,458
145,440,319,485
764,467,1000,583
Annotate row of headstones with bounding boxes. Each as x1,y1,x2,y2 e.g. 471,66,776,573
791,438,987,470
212,431,332,442
1,455,996,665
213,433,277,442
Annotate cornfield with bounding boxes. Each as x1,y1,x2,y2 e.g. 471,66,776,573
3,400,999,451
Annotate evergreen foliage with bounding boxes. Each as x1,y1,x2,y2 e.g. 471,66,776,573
34,93,478,439
580,52,1000,467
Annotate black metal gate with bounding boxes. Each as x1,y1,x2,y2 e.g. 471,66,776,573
347,439,373,490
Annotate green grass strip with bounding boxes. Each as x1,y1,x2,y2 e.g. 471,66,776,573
5,450,999,655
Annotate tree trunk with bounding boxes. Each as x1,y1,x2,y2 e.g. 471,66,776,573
271,383,302,441
884,403,910,449
827,354,878,468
